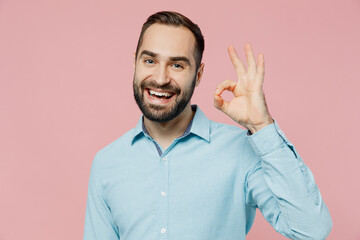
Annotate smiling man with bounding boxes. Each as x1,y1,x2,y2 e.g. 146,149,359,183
132,22,204,150
83,11,332,240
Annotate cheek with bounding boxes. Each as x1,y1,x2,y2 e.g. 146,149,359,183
134,68,154,84
133,69,147,83
179,73,196,89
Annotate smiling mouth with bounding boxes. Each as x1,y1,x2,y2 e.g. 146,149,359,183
146,88,175,100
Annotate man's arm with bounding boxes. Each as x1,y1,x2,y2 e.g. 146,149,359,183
245,121,332,239
83,153,119,240
214,44,332,238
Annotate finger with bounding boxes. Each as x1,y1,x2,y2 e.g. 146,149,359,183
213,94,229,113
214,79,237,96
228,45,246,76
256,53,265,84
245,43,257,74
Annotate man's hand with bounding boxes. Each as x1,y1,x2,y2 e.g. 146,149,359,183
214,43,274,134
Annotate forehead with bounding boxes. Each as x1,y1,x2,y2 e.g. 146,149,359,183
139,24,196,62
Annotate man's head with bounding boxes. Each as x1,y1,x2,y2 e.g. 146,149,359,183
133,11,205,122
135,11,204,71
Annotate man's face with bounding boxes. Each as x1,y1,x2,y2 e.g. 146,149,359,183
133,24,201,122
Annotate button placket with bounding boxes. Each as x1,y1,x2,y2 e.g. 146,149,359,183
159,155,169,239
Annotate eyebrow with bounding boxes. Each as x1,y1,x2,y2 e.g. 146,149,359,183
139,50,191,66
140,50,157,58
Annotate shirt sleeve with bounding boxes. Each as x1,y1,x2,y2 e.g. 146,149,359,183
83,154,120,240
244,120,333,240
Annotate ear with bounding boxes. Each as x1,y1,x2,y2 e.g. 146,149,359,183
133,52,136,69
195,63,205,87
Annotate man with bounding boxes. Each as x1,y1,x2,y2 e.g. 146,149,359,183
83,11,332,240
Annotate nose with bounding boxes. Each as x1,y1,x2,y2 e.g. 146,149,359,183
154,63,170,86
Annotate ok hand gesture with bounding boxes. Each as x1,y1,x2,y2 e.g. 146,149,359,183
214,43,274,134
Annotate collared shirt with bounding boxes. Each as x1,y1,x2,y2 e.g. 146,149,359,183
83,105,332,240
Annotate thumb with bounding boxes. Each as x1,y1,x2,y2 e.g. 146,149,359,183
213,79,236,113
214,94,228,113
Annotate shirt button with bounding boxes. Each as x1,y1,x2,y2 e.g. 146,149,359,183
160,228,166,234
299,162,303,167
161,191,166,197
161,157,166,161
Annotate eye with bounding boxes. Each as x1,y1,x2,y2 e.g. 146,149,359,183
144,59,155,64
172,63,184,69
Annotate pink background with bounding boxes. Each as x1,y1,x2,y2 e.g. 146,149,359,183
1,0,359,239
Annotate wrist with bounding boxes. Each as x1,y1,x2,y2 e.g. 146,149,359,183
247,118,274,135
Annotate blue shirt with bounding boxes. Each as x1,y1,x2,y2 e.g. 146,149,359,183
83,105,332,240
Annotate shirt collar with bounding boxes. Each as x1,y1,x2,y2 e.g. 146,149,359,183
131,104,210,145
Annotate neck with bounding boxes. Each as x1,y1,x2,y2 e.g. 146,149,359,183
143,104,195,149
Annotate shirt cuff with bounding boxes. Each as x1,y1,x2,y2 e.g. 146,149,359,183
246,119,286,157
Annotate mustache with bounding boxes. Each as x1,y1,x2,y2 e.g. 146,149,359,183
140,80,181,94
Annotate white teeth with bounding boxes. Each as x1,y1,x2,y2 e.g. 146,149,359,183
149,90,173,97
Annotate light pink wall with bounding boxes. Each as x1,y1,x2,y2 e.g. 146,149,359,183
1,0,359,239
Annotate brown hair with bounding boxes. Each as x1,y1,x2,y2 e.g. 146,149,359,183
135,11,205,70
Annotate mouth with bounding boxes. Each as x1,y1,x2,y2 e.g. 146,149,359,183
145,88,176,104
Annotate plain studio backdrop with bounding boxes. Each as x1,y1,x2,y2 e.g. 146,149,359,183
1,0,359,239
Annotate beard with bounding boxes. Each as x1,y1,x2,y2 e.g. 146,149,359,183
133,75,196,123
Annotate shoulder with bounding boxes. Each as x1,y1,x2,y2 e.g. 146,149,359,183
207,119,260,168
207,119,253,152
91,126,137,169
209,119,248,140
